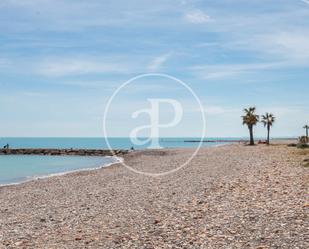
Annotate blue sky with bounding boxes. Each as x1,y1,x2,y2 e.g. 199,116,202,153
0,0,308,137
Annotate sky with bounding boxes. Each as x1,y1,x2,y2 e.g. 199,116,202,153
0,0,308,138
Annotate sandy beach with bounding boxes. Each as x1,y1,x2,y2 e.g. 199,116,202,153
0,143,308,248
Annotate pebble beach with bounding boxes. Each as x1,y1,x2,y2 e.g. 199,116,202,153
0,143,308,248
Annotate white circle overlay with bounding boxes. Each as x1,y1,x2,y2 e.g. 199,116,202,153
103,73,206,177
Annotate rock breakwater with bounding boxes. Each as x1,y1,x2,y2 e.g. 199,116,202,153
0,148,128,156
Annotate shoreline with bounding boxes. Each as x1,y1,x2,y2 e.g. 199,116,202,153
0,140,295,188
0,144,230,188
0,155,124,188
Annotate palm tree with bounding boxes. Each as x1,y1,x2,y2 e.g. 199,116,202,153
242,107,259,145
261,113,275,145
304,125,309,139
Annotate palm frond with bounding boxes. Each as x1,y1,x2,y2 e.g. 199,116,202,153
261,112,275,127
242,107,259,126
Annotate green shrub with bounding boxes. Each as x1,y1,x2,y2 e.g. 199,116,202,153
297,143,309,149
288,143,297,147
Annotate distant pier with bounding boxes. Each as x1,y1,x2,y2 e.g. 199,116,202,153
184,140,248,143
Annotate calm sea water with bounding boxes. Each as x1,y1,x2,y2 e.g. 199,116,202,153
0,137,236,185
0,137,238,150
0,155,117,185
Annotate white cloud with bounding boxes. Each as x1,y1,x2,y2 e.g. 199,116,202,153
37,58,131,76
258,106,302,117
255,32,309,62
0,0,189,32
204,106,225,115
0,0,39,6
191,31,309,81
185,9,211,24
190,105,239,115
301,0,309,6
194,42,218,48
218,30,309,66
22,91,47,97
0,58,9,69
190,62,285,80
148,52,172,72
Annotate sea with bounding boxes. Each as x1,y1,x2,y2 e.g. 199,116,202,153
0,137,240,185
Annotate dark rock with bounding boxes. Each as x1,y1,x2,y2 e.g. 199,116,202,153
0,148,128,157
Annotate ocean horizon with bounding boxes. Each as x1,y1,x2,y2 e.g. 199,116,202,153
0,137,295,150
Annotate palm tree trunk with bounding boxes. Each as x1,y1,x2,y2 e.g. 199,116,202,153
306,128,308,138
267,125,270,145
249,126,254,145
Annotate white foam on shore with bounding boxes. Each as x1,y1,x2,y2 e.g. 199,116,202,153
0,156,123,188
